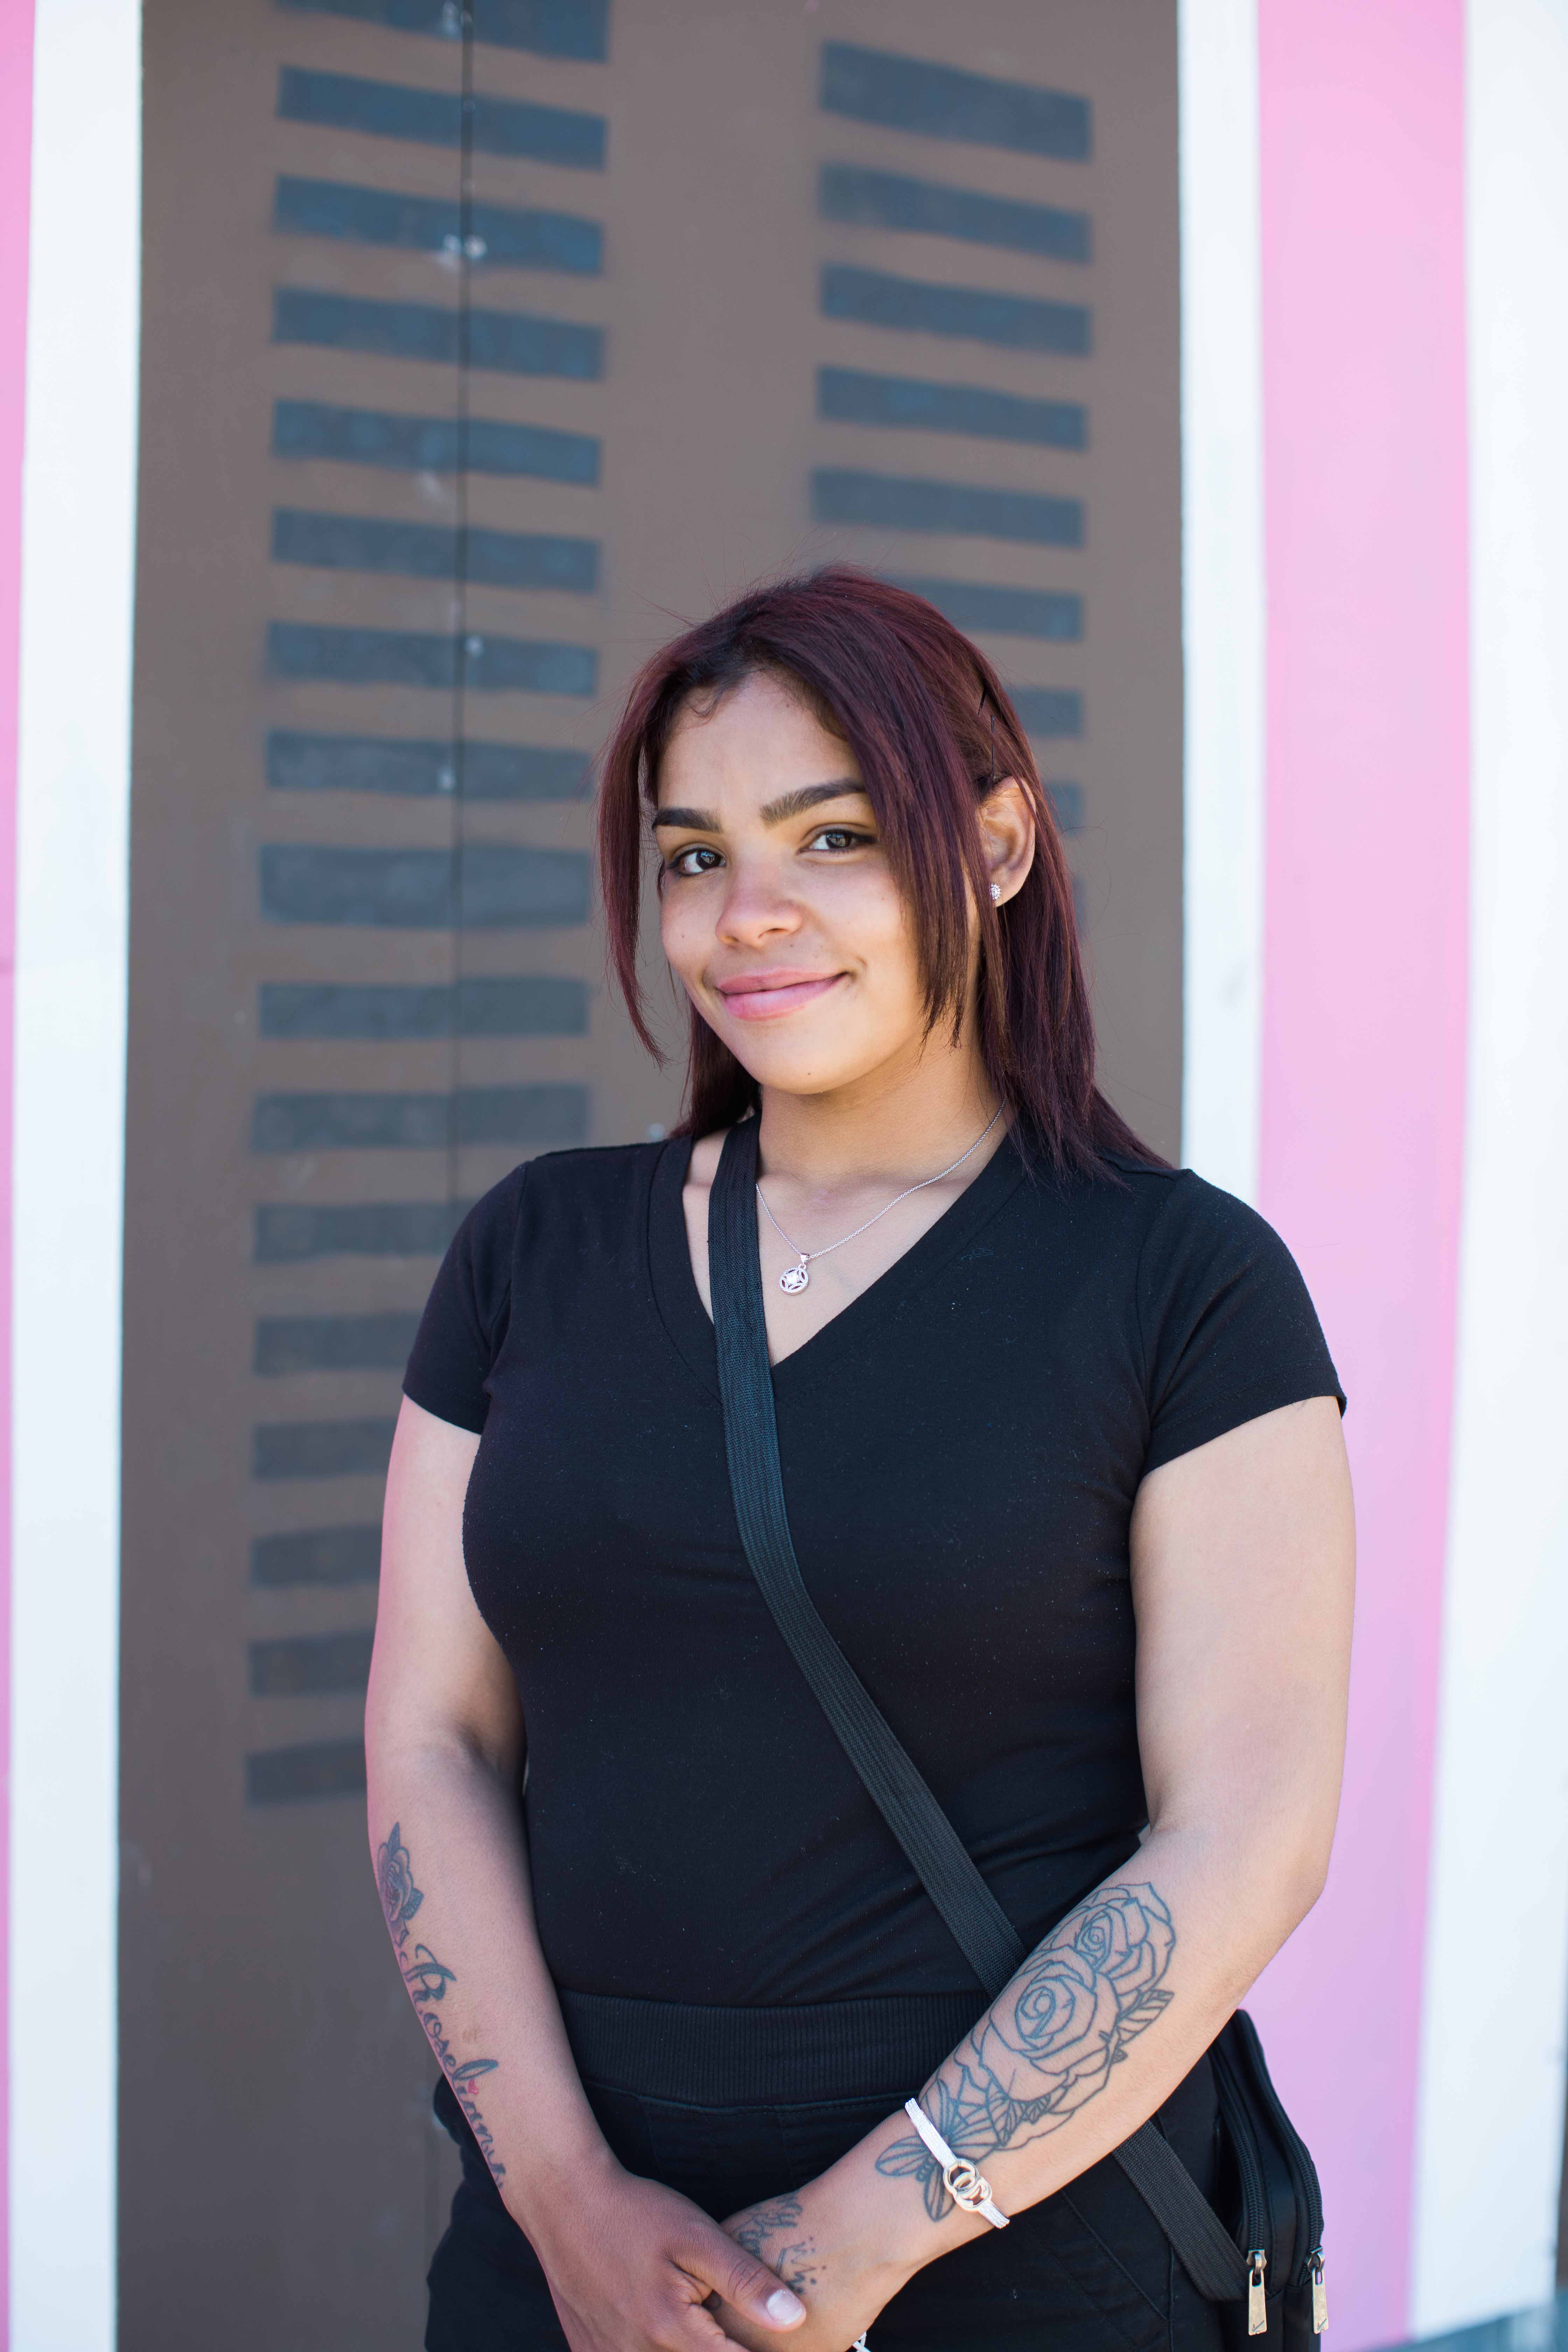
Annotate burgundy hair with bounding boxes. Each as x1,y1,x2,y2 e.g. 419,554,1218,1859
596,565,1161,1176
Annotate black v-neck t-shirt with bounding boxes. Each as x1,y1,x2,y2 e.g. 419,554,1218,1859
403,1134,1342,2009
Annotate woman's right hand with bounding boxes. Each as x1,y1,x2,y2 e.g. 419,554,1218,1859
520,2153,808,2352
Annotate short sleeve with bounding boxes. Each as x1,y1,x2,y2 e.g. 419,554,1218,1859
402,1164,527,1434
1138,1174,1344,1475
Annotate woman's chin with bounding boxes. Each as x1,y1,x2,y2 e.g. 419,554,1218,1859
719,1040,875,1101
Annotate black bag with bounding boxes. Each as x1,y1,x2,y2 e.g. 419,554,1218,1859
708,1120,1328,2348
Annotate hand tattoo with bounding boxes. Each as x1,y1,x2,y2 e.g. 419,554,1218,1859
376,1822,507,2186
877,1881,1175,2223
730,2196,822,2294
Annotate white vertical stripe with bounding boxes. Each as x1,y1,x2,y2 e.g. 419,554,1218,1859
1413,0,1568,2332
10,2,141,2344
1177,0,1266,1200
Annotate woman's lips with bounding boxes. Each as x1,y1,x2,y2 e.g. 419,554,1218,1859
713,973,844,1020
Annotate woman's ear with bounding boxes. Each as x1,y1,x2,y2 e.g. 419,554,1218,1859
978,780,1037,909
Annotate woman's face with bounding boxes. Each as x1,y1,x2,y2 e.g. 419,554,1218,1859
653,670,940,1102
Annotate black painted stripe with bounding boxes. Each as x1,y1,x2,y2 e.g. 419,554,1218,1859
821,265,1089,356
259,843,590,927
278,0,610,62
818,164,1089,262
247,1740,367,1805
1046,782,1083,835
812,469,1082,547
818,368,1084,449
252,1526,382,1586
254,1310,422,1372
260,976,587,1040
250,1629,376,1696
1008,686,1083,738
272,288,603,379
252,1085,589,1153
820,44,1090,162
267,622,448,688
273,177,602,274
271,400,600,485
276,67,605,167
265,732,590,799
271,509,598,592
881,576,1082,640
265,623,597,694
254,1419,398,1479
255,1203,463,1262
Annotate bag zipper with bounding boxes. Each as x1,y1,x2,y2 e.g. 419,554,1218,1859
1247,2251,1269,2336
1310,2250,1328,2334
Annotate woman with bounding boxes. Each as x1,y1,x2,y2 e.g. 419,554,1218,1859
367,568,1353,2352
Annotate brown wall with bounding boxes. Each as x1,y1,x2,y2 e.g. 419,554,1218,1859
120,3,1180,2343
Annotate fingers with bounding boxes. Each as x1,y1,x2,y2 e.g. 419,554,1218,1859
673,2228,806,2333
687,2302,764,2352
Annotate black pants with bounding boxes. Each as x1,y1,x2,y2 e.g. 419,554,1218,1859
427,1992,1225,2352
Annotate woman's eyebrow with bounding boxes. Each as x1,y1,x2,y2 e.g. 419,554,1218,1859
650,804,718,832
759,779,869,826
650,779,869,833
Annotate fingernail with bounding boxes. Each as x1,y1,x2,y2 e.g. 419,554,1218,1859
766,2288,805,2324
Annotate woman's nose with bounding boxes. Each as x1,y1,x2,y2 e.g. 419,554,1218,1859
714,863,803,943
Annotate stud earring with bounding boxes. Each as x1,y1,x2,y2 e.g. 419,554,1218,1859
989,882,1002,903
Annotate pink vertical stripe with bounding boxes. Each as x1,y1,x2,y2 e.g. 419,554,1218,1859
1246,4,1470,2345
0,3,32,2338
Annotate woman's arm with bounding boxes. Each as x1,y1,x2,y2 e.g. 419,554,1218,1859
366,1394,808,2351
715,1393,1355,2348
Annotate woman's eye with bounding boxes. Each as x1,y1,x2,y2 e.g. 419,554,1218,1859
807,827,870,853
666,844,723,878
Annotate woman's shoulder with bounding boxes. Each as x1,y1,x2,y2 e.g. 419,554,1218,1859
464,1136,669,1239
1038,1148,1335,1372
1083,1157,1345,1454
1091,1150,1287,1267
433,1141,670,1312
404,1142,670,1430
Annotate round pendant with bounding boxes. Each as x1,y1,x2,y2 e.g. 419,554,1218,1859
779,1261,810,1294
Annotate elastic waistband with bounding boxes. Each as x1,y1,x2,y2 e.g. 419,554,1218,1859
557,1988,982,2108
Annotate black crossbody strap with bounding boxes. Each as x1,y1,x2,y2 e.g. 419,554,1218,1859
1113,2124,1250,2298
706,1120,1249,2307
710,1120,1027,2000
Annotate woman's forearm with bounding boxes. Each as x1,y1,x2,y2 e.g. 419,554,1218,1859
367,1734,612,2222
719,1818,1325,2345
894,1825,1283,2225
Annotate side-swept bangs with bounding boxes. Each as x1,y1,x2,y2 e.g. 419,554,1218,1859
595,565,1158,1174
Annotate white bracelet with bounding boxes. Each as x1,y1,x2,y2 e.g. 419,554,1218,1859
902,2099,1010,2230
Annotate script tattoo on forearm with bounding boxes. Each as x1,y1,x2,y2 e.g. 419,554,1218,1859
730,2197,821,2295
378,1822,507,2186
876,1881,1175,2224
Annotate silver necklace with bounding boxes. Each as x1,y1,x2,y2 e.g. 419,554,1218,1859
755,1107,1004,1294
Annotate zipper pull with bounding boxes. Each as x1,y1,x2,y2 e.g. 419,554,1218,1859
1309,2249,1328,2334
1247,2250,1268,2336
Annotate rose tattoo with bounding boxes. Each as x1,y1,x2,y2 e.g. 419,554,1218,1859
377,1822,424,1949
877,1882,1175,2221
